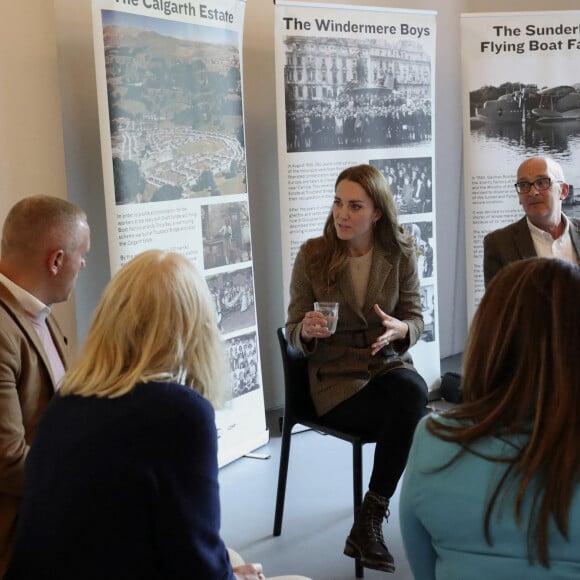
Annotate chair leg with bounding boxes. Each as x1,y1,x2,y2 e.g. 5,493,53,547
273,418,294,536
353,442,364,578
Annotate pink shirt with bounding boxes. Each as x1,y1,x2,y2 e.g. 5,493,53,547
0,273,65,388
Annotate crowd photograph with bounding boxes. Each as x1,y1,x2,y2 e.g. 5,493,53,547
371,156,433,215
207,267,256,334
283,36,431,153
226,333,260,398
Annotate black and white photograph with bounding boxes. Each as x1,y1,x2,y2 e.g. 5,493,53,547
275,5,440,388
468,81,580,221
283,36,432,153
469,82,580,166
226,332,260,398
403,221,434,280
206,267,256,334
201,201,252,270
371,156,432,215
101,10,247,204
470,82,580,126
419,284,436,343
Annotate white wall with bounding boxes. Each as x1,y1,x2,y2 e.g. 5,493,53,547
3,0,576,408
0,1,78,346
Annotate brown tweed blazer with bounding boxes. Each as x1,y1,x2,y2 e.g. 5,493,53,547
286,238,423,416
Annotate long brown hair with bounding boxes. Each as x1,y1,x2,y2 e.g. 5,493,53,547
427,257,580,566
308,164,413,286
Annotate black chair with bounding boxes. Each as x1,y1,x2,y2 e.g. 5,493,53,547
440,371,462,403
273,327,376,578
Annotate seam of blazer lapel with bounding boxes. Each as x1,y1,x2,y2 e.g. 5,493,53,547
364,247,392,313
512,218,537,259
337,264,362,320
0,295,59,388
568,216,580,258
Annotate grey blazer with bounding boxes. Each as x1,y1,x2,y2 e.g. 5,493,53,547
483,215,580,287
286,238,423,416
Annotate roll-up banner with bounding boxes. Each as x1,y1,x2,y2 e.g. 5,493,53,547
274,1,441,388
461,11,580,320
91,0,268,466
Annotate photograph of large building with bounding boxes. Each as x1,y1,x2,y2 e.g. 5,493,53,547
283,36,432,152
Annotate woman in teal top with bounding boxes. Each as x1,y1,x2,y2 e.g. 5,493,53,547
400,257,580,579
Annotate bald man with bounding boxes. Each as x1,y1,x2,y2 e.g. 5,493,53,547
0,195,90,574
483,156,580,287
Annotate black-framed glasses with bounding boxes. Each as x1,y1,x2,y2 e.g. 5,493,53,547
514,177,559,194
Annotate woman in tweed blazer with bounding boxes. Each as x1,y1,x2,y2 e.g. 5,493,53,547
286,164,428,574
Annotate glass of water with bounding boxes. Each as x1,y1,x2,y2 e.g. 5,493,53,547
314,301,339,334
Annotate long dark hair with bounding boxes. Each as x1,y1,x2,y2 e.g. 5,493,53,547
308,164,413,287
427,257,580,566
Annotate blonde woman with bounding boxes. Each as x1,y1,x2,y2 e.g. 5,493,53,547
6,250,309,580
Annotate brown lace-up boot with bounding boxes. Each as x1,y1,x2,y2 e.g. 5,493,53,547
343,490,395,573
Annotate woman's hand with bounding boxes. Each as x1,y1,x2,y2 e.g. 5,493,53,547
301,310,331,342
370,303,409,356
233,563,266,580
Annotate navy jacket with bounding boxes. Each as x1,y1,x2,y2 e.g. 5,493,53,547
5,381,234,580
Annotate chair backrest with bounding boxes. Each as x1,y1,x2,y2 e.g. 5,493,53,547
277,327,318,421
440,371,462,403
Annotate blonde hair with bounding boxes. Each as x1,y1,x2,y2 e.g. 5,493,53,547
427,257,580,566
60,250,230,407
310,164,413,286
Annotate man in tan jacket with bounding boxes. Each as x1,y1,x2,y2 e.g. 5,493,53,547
0,195,90,575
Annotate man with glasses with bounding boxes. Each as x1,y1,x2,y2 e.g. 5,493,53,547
483,156,580,287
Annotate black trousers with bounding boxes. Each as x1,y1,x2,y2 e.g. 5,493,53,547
321,368,428,499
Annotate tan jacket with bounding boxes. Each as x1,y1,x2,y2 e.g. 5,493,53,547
0,282,69,576
286,238,423,416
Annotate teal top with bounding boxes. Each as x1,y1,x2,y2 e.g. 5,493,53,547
400,415,580,580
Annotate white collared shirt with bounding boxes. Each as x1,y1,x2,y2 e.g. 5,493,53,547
0,271,48,318
526,215,577,264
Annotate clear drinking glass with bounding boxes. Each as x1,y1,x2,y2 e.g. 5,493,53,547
314,301,339,334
